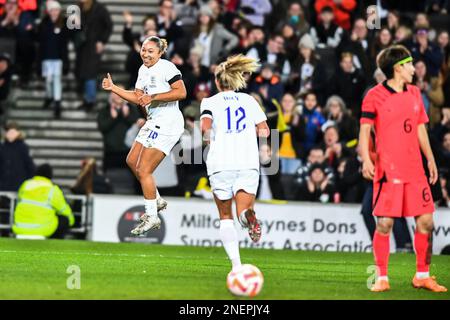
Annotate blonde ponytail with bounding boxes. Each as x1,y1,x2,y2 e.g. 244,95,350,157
215,54,260,91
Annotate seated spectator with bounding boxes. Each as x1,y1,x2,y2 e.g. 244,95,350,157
276,2,309,38
279,23,300,65
407,27,443,77
329,52,366,118
323,95,358,143
246,34,291,83
310,5,345,49
71,158,113,195
287,34,327,104
335,155,364,203
0,53,12,116
239,0,272,27
122,12,158,88
249,63,284,113
437,30,450,69
0,121,34,192
38,0,69,119
294,146,335,191
97,90,142,174
278,92,305,174
413,59,444,125
314,0,356,31
299,91,326,155
193,5,238,69
369,27,393,69
13,163,74,239
394,25,413,45
297,163,335,203
321,124,349,169
183,47,211,102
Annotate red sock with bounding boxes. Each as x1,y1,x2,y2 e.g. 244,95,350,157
414,232,432,273
373,231,390,277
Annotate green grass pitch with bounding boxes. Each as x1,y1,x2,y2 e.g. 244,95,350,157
0,237,449,300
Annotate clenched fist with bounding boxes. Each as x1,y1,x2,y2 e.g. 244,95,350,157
102,73,114,91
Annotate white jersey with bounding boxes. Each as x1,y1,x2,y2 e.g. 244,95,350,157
135,59,184,136
200,91,267,175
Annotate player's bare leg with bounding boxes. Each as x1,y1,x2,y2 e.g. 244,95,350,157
371,217,394,292
214,195,241,271
235,190,261,243
412,213,447,292
126,142,168,215
130,147,165,235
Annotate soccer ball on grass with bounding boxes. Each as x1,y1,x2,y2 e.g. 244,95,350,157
226,264,264,297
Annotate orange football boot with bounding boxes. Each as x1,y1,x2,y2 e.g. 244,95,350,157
370,279,390,292
412,276,448,292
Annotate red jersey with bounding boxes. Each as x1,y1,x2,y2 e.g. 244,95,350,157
360,81,428,183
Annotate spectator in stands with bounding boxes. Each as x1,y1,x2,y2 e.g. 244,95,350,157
74,0,112,112
276,2,309,38
239,0,272,27
370,27,393,67
0,0,19,38
0,53,12,117
38,0,69,119
288,34,327,104
310,6,345,49
13,163,75,239
97,90,141,174
337,17,371,75
335,154,364,203
174,0,200,30
157,0,186,57
414,12,437,41
122,12,158,88
298,92,326,155
297,162,335,203
278,92,305,174
247,34,291,83
407,27,443,77
394,25,413,45
437,30,450,69
0,121,34,191
71,158,113,195
329,52,366,118
413,59,444,125
249,63,284,113
386,10,401,34
258,141,285,200
323,95,358,143
314,0,356,31
182,47,211,103
279,23,300,65
321,124,346,169
193,5,238,70
426,0,449,14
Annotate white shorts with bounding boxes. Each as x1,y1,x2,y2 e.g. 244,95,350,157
209,169,260,200
135,125,182,155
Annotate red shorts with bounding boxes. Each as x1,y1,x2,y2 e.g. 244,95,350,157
372,177,435,218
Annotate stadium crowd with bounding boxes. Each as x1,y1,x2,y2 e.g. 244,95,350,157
0,0,449,212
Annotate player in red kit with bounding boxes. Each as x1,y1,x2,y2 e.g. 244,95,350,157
359,45,447,293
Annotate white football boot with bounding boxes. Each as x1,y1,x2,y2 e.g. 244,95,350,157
131,215,161,235
138,197,167,223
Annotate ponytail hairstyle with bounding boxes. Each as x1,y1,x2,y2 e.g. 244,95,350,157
215,54,260,91
143,36,168,54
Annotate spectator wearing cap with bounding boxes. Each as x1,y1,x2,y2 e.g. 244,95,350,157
329,52,366,118
249,63,284,113
246,34,291,83
297,162,336,203
0,53,12,116
0,121,35,191
192,5,238,69
407,27,443,77
314,0,356,31
38,0,69,119
239,0,272,27
310,5,345,49
288,34,327,105
323,95,358,144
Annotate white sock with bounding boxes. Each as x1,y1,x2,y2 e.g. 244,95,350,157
378,276,389,281
219,219,241,269
416,272,430,279
144,198,157,218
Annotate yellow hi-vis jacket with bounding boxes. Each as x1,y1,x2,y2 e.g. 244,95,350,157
13,176,75,237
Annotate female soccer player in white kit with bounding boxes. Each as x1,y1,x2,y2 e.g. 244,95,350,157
200,55,269,270
102,36,186,235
